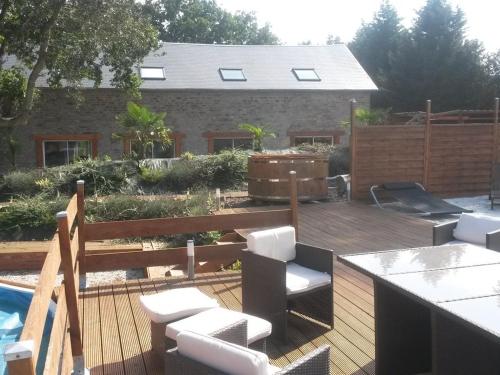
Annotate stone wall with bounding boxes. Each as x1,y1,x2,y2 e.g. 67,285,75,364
3,88,370,171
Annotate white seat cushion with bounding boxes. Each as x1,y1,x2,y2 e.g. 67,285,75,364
139,287,219,324
453,213,500,245
177,331,270,375
286,262,331,296
247,226,296,262
166,307,272,344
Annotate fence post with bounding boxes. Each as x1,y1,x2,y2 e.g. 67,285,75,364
494,98,500,164
4,341,35,375
57,212,84,360
76,180,86,274
423,99,432,188
187,240,195,280
289,171,299,240
349,99,357,200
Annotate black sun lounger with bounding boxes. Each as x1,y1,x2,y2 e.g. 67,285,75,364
370,182,473,216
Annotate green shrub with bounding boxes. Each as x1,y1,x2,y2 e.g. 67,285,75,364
293,143,350,176
0,195,69,240
139,166,168,185
1,170,41,196
85,191,213,222
142,150,248,193
48,159,138,196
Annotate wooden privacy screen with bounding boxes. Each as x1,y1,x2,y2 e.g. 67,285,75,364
351,123,500,199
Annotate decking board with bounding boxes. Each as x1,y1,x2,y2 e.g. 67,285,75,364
80,201,432,374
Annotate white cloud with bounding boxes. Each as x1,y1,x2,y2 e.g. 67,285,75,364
218,0,500,52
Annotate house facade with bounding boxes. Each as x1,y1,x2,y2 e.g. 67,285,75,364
3,43,377,171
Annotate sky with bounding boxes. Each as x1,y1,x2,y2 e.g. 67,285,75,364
217,0,500,52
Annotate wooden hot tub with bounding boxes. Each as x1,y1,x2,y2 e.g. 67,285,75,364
248,154,329,202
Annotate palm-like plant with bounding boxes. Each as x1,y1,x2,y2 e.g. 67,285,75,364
238,123,276,152
114,102,171,159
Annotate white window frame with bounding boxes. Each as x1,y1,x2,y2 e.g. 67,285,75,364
219,68,247,82
292,68,321,81
139,67,166,80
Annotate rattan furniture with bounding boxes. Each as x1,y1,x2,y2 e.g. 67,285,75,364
433,213,500,251
139,287,219,355
241,226,334,342
339,245,500,375
165,307,271,352
164,322,331,375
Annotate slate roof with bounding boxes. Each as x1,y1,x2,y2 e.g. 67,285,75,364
3,42,378,91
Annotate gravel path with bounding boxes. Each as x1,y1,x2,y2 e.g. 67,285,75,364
0,269,144,288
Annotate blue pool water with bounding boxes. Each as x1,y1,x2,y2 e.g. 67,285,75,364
0,284,54,375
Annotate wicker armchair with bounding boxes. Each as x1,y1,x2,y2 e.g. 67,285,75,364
433,217,500,251
241,227,334,342
165,324,331,375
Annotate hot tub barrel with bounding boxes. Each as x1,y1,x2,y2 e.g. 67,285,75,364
248,154,329,202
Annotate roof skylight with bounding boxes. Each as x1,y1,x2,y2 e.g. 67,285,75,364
139,67,165,80
219,68,246,81
292,68,321,81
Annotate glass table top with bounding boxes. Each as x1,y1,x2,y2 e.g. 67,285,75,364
383,263,500,303
438,295,500,338
340,244,500,276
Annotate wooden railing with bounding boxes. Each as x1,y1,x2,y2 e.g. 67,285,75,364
6,172,299,373
6,183,85,375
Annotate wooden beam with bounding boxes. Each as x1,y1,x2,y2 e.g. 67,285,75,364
85,209,293,241
43,285,68,375
289,171,299,240
423,99,432,187
493,98,500,164
76,180,86,273
19,237,61,366
57,212,83,357
84,242,246,272
65,194,78,230
349,99,358,200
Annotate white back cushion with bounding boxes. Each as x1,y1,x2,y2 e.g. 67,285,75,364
177,331,270,375
247,226,296,262
453,213,500,245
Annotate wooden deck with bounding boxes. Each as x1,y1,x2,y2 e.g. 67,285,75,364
80,201,434,374
226,201,434,255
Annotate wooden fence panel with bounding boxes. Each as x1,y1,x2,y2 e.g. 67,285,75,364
352,122,499,199
427,124,494,196
352,126,425,199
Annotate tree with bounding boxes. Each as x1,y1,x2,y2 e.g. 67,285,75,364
114,102,170,160
238,123,275,152
142,0,278,44
390,0,488,111
0,0,159,131
326,34,342,45
349,1,406,108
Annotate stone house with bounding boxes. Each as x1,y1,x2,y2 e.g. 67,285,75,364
3,43,377,171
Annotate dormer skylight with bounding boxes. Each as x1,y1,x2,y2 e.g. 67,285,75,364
219,68,246,81
292,68,321,81
139,67,165,80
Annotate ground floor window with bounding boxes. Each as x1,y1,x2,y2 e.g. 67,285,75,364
213,138,253,153
44,140,91,167
288,130,344,147
123,132,185,158
293,136,334,146
130,140,176,158
34,134,100,168
203,131,254,154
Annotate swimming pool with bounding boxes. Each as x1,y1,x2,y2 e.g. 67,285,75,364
0,283,54,375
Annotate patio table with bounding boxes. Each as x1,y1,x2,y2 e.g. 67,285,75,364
338,244,500,375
